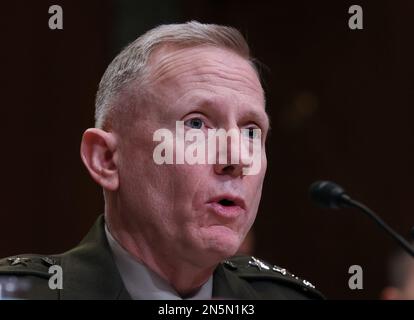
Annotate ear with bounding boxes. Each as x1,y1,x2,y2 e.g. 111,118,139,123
80,128,119,191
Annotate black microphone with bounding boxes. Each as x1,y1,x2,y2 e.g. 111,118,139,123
309,180,414,258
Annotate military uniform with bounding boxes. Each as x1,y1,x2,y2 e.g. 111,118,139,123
0,215,324,300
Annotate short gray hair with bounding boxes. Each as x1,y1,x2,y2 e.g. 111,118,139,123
94,21,255,129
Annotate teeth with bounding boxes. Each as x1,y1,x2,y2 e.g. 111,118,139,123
219,199,235,206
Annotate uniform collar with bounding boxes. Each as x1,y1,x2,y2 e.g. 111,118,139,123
105,224,213,300
58,215,259,300
59,215,131,300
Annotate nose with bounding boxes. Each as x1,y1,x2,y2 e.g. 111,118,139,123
214,162,246,177
213,130,250,177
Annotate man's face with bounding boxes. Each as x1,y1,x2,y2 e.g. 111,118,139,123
114,45,269,266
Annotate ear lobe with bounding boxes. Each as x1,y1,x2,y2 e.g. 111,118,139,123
80,128,119,191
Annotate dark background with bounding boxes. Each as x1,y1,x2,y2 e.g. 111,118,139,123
1,1,413,299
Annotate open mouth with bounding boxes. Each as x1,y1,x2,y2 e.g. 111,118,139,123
206,195,246,219
218,199,236,206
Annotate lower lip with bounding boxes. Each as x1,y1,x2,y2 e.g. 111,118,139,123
206,202,245,219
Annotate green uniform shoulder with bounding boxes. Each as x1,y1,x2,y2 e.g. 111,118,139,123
0,254,59,279
221,255,324,299
0,254,61,299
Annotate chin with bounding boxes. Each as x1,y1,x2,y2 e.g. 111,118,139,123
201,226,242,259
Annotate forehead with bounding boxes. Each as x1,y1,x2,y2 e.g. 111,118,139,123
143,45,267,120
147,44,260,82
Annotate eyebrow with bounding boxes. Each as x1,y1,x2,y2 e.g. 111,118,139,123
243,109,271,131
187,95,270,128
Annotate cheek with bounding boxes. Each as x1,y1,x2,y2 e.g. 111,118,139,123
118,141,173,210
170,165,209,208
149,164,210,217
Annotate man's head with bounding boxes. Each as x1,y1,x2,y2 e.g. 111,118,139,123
80,22,269,270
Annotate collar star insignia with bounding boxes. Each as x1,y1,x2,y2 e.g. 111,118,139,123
272,266,287,275
248,256,270,271
223,260,238,270
7,257,31,266
41,257,56,267
303,279,316,289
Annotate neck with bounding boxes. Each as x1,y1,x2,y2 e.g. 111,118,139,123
112,226,215,296
105,208,216,297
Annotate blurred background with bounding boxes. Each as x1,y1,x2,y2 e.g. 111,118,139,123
1,0,413,299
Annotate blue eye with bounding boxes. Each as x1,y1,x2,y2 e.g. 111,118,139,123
184,118,204,129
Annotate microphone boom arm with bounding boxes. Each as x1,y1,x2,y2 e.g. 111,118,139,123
344,196,414,258
310,180,414,259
